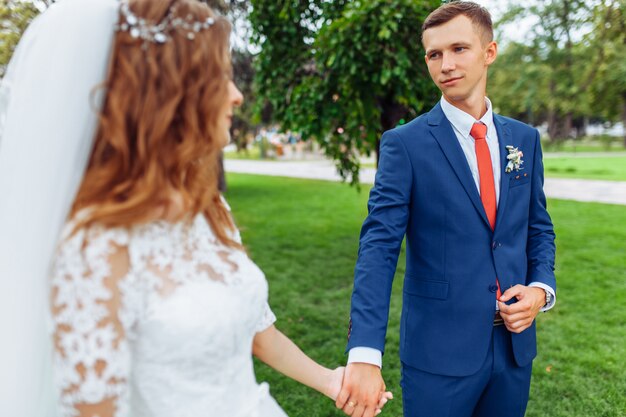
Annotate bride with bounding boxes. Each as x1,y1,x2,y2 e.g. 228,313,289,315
0,0,391,416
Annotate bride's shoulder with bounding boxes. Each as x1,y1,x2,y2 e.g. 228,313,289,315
53,216,133,286
58,212,131,256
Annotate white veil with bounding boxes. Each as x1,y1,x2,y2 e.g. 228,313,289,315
0,0,119,414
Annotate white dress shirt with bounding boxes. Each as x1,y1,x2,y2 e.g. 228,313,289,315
348,97,556,368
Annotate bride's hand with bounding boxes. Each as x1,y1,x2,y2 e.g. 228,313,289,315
324,366,345,400
324,367,393,414
375,391,394,415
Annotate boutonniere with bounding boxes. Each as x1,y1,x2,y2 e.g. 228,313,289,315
505,145,524,173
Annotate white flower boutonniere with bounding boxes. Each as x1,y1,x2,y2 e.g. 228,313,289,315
505,145,524,173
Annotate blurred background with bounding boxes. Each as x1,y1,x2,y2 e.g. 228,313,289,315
2,0,624,181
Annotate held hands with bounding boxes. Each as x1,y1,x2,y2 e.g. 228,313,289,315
498,285,546,333
334,363,393,417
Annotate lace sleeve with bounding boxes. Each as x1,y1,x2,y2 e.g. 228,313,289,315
255,303,277,333
51,228,134,417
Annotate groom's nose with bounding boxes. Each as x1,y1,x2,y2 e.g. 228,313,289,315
441,53,456,73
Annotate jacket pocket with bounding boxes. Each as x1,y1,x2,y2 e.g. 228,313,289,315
509,172,531,188
403,276,449,300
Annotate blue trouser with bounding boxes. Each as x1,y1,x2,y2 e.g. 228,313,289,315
401,325,533,417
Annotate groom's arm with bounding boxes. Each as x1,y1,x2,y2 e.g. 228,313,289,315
347,129,412,353
337,130,412,416
524,130,556,295
499,130,556,332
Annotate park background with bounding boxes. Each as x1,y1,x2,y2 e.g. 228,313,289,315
1,0,625,416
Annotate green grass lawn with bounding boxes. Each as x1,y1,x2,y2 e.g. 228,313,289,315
225,173,626,417
543,156,626,182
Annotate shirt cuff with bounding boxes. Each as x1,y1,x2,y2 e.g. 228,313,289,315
347,347,382,368
528,282,556,311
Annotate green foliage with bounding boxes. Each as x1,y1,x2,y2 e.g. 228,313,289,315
250,0,439,184
490,0,626,145
202,1,258,151
225,173,626,417
230,48,258,150
587,0,626,124
489,0,594,140
0,0,40,78
488,41,550,124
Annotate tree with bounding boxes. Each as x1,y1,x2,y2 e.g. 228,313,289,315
0,0,41,78
250,0,439,184
489,0,626,147
487,41,550,125
587,0,626,146
489,0,597,143
201,0,256,190
202,0,258,155
230,49,257,151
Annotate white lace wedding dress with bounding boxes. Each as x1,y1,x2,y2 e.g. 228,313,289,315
50,209,288,417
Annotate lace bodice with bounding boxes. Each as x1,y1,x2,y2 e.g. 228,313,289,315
50,212,287,417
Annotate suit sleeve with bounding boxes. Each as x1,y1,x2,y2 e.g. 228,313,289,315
347,130,412,354
526,130,556,292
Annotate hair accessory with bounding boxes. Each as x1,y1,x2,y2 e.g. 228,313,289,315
115,0,215,44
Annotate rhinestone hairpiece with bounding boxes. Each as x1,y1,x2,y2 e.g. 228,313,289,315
114,0,216,44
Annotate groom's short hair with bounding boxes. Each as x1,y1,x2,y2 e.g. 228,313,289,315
421,1,493,45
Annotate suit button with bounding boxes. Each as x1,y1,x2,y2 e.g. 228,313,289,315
492,241,498,250
489,284,499,293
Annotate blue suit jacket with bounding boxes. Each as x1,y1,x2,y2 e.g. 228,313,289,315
347,103,556,377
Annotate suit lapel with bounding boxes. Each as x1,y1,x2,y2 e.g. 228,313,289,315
494,114,513,231
427,104,491,229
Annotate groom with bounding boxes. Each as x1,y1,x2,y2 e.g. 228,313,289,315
335,2,556,417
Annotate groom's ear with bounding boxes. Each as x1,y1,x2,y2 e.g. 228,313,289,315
484,41,498,66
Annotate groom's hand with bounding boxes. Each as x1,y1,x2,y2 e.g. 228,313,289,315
498,285,545,333
336,362,385,417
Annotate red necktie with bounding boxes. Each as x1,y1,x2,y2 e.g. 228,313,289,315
470,122,501,299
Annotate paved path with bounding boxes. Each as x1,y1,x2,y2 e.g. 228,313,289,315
225,159,626,206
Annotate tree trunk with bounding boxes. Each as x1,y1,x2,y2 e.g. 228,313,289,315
564,112,573,140
547,109,559,143
547,81,559,143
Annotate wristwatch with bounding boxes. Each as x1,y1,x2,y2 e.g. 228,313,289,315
544,289,553,307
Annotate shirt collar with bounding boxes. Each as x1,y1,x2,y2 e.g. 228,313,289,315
440,96,495,139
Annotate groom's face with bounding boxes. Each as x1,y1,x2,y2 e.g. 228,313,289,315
423,15,497,106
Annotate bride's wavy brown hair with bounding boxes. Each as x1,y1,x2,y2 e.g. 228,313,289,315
71,0,238,246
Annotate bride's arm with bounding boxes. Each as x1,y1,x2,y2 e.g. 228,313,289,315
252,324,343,400
253,324,392,412
51,230,134,417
